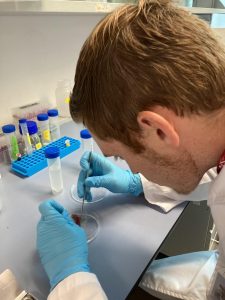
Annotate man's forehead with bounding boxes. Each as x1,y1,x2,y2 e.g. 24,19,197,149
101,146,118,157
93,135,121,151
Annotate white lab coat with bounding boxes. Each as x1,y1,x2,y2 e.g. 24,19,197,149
48,273,107,300
48,168,224,300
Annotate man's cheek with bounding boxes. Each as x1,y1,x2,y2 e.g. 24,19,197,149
128,163,141,174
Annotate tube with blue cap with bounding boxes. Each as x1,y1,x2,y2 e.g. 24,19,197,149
45,146,64,195
19,119,33,156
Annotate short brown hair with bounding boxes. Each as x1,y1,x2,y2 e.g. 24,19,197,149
70,0,225,152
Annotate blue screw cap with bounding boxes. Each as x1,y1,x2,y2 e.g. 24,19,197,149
45,146,60,159
19,120,38,135
80,129,92,139
19,118,27,124
37,113,48,121
2,124,16,134
48,109,59,117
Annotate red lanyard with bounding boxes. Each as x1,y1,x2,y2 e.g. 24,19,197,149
217,150,225,174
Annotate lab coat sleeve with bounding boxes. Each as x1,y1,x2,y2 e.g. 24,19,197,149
140,168,216,212
48,272,108,300
207,166,225,295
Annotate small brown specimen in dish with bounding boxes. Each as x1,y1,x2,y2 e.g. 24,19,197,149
71,214,81,226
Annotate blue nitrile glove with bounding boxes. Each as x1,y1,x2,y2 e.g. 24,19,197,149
77,151,143,201
36,200,89,289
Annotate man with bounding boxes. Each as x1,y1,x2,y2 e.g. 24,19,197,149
36,0,225,299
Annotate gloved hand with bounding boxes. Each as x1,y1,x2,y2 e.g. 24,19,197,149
36,200,89,289
77,151,143,201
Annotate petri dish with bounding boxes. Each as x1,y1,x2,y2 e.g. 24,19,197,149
71,213,99,243
70,184,108,204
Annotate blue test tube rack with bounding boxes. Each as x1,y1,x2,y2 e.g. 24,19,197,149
11,136,80,177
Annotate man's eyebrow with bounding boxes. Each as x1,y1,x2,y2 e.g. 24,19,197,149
103,154,123,161
103,153,118,159
103,153,111,157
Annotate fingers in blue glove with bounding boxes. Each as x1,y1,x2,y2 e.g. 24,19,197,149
86,175,111,189
80,151,92,170
37,199,90,290
80,151,111,175
77,170,92,201
78,151,143,196
39,199,71,223
39,199,64,215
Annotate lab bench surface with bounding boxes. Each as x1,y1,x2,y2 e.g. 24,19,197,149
0,121,188,300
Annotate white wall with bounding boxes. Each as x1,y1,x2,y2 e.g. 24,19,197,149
0,13,103,126
0,12,224,127
214,28,225,44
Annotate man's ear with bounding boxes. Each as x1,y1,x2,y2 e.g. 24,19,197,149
137,111,179,147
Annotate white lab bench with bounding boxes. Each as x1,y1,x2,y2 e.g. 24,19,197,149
0,121,188,300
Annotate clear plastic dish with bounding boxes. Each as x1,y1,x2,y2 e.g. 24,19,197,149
71,213,99,243
70,184,108,204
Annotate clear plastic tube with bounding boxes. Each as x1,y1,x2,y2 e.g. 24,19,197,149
19,119,33,156
71,128,107,203
2,124,20,162
48,109,60,141
37,114,51,146
47,157,63,194
45,147,63,194
82,137,94,152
